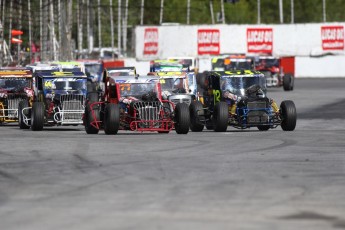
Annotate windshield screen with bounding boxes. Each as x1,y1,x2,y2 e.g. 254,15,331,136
153,63,183,72
159,77,186,94
0,78,30,91
43,78,86,91
109,70,135,77
119,83,157,98
221,76,266,97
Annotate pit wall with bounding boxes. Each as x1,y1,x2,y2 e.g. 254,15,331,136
132,23,345,77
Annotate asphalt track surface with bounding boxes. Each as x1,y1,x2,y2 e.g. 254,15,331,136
0,78,345,230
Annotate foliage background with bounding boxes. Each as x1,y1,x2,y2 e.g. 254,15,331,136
1,0,345,56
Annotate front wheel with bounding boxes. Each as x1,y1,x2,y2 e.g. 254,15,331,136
18,100,30,129
31,102,45,131
189,101,204,132
104,103,120,135
84,105,100,134
280,100,297,131
283,74,294,91
174,103,190,134
213,102,229,132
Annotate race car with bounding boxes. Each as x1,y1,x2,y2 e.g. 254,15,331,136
167,57,196,71
26,62,61,73
150,60,185,72
190,70,297,132
103,67,137,79
50,61,85,72
18,71,88,130
149,71,195,106
211,54,252,71
254,55,294,91
0,68,33,125
83,76,190,135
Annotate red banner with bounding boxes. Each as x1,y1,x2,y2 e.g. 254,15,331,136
321,26,344,50
197,29,220,55
143,28,158,55
247,28,273,53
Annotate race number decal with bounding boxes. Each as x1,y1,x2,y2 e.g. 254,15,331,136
44,81,53,89
213,89,221,103
120,84,131,91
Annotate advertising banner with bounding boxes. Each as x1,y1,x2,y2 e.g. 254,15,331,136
143,28,159,55
321,26,344,50
247,28,273,53
197,29,220,55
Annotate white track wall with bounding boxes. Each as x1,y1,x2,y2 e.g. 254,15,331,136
134,23,345,77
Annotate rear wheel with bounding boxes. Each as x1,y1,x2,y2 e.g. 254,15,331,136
280,100,297,131
31,102,44,131
174,103,190,134
104,104,120,135
283,74,294,91
18,100,30,129
189,101,204,132
213,102,228,132
84,105,100,134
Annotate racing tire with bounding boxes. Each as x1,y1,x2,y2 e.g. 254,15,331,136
283,74,294,91
104,103,120,135
31,102,44,131
84,105,100,134
257,125,270,131
213,102,229,132
189,101,204,132
280,100,297,131
174,103,190,134
18,100,30,129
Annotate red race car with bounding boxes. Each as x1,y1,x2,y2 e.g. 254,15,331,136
254,56,294,91
83,76,190,135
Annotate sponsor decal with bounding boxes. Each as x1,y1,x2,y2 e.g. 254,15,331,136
197,29,220,55
247,28,273,53
143,28,159,55
321,26,344,50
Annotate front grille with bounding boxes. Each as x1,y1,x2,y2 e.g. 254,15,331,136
131,101,161,128
6,94,27,118
247,111,269,123
247,100,269,124
60,94,85,121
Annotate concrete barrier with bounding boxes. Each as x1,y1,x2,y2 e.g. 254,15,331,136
125,56,345,78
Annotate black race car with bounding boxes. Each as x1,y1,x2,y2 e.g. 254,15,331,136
190,70,297,132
